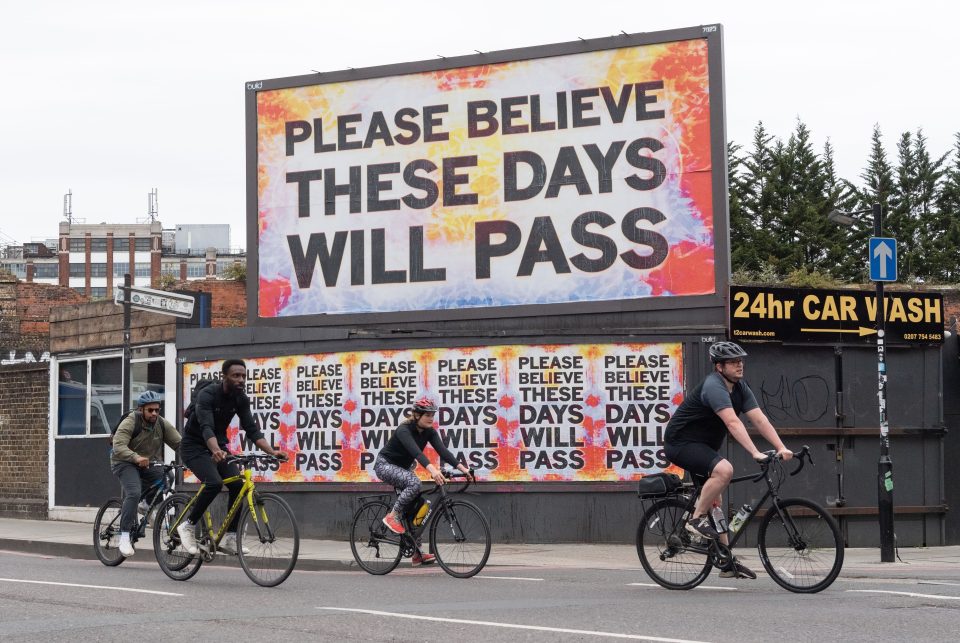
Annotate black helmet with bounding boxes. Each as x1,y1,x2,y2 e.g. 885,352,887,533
709,341,748,363
412,396,438,413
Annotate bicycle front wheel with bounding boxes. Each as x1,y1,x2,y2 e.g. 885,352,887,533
237,492,299,587
153,493,203,581
93,498,125,567
757,498,844,593
636,497,712,590
429,500,491,578
350,500,403,575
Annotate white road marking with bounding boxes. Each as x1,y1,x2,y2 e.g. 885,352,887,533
476,575,544,581
0,577,183,596
847,589,960,601
628,582,738,591
317,607,711,642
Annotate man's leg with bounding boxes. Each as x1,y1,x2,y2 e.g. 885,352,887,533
112,462,142,533
694,459,733,518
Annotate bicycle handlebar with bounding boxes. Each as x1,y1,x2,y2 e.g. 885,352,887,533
225,453,285,467
755,446,813,476
148,460,187,472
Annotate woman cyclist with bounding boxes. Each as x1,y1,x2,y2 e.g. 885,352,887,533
374,396,474,566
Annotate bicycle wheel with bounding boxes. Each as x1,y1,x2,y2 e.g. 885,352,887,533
93,498,125,567
429,500,491,578
237,492,300,587
636,497,712,590
757,498,844,593
153,493,203,581
350,500,403,575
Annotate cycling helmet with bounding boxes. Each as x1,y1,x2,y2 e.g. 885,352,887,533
709,341,748,363
137,390,164,406
412,396,438,413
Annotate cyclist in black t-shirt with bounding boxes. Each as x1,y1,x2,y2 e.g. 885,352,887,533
374,396,473,566
664,341,792,578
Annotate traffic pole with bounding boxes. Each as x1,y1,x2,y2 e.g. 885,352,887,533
874,203,895,562
121,273,131,415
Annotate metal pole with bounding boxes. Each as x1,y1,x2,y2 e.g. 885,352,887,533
122,273,131,415
874,203,895,562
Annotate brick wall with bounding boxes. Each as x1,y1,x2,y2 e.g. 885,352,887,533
0,272,86,352
0,364,49,518
174,279,247,327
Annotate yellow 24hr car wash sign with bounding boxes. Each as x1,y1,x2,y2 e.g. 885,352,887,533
729,286,944,345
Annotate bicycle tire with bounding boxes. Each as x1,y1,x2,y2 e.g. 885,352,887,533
153,493,203,581
429,500,491,579
237,492,300,587
757,497,844,593
636,497,712,590
350,500,403,575
93,498,125,567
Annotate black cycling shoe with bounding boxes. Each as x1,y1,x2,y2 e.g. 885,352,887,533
719,558,757,579
685,516,720,540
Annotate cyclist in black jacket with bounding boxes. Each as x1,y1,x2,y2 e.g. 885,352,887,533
177,359,287,556
375,396,473,566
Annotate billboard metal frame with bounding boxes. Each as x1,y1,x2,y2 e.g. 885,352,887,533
244,24,729,327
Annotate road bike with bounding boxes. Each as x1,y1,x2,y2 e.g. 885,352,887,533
636,446,844,593
350,470,491,578
93,461,184,566
153,454,299,587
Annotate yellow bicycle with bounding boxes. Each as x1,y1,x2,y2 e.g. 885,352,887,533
153,454,299,587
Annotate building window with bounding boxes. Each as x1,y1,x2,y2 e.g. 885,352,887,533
57,356,122,436
90,263,107,277
69,238,86,252
69,263,85,277
135,238,152,251
3,263,26,278
187,263,206,278
90,238,108,252
113,262,130,277
34,263,59,278
134,262,151,277
114,238,129,252
90,287,108,299
72,287,86,295
161,263,180,276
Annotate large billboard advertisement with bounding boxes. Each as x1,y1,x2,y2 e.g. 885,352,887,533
182,342,684,483
246,26,727,324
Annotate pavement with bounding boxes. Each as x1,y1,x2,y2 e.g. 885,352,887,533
1,516,958,578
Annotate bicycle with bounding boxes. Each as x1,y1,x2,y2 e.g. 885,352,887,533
93,461,185,566
153,454,300,587
350,470,491,578
636,446,844,593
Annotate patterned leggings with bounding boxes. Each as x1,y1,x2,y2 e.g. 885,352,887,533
374,456,421,515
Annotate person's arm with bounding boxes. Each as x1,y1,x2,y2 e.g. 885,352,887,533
743,407,792,461
113,414,148,467
396,425,430,468
195,387,219,445
234,393,265,444
160,416,181,451
426,430,471,478
715,407,765,460
253,436,287,460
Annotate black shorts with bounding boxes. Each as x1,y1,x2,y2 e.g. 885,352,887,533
664,441,723,479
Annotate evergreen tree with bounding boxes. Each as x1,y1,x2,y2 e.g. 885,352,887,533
930,133,960,282
910,130,949,280
822,139,858,280
842,125,895,281
739,122,780,275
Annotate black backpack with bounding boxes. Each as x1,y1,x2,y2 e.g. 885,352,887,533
183,377,218,427
110,410,143,441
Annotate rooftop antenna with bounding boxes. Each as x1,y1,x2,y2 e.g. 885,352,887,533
148,188,159,223
62,189,84,224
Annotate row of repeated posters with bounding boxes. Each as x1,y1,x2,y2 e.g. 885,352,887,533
182,342,684,482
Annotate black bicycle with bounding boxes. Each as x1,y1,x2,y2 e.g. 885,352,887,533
350,470,491,578
636,447,844,593
93,461,185,566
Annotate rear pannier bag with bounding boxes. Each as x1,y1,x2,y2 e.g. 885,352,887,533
636,472,682,498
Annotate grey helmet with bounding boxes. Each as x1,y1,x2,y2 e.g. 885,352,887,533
137,390,164,406
709,341,748,363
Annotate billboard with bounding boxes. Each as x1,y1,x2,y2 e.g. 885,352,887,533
182,342,685,483
246,25,728,324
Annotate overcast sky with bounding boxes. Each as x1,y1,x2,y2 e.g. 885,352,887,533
2,0,957,248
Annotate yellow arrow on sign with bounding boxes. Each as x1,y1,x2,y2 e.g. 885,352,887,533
799,327,878,336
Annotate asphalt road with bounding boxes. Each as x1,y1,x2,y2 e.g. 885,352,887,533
1,550,957,642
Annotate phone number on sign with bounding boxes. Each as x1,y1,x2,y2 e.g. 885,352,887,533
902,332,942,341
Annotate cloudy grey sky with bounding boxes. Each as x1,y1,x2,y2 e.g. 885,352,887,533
2,0,956,248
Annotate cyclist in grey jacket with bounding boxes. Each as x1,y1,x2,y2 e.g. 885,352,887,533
111,390,181,557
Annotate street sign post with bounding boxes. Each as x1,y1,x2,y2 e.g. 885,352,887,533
114,284,195,319
869,237,897,282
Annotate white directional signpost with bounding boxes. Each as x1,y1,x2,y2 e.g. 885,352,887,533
114,274,196,419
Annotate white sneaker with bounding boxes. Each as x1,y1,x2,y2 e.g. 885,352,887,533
176,520,198,555
219,532,250,556
119,533,135,558
138,500,151,515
